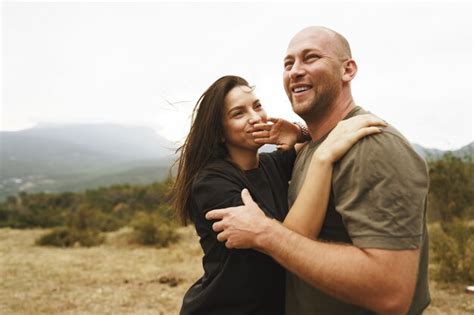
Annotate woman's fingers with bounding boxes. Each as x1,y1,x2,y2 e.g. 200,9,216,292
318,116,386,162
252,123,272,131
361,115,386,127
344,114,386,129
355,126,383,138
254,137,273,144
266,117,279,124
252,130,271,138
340,127,383,150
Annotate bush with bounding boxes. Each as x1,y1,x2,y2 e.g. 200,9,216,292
67,205,122,232
428,154,474,282
130,212,178,247
36,227,104,247
430,221,474,282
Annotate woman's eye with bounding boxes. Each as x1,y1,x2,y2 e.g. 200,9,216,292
255,104,262,110
232,112,243,118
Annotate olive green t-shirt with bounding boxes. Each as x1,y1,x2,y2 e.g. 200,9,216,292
285,107,430,315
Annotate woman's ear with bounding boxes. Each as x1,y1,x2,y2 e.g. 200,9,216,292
342,59,357,82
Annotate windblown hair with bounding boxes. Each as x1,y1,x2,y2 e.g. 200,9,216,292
172,75,251,225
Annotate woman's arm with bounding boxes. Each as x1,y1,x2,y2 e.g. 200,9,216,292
283,154,332,238
283,114,387,238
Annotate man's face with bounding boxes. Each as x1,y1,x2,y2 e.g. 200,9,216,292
283,29,345,120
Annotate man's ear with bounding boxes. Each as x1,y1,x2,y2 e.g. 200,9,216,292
342,59,357,82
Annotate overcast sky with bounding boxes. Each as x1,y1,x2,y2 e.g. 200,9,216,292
1,1,472,150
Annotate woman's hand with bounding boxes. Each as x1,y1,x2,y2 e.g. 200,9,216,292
315,114,387,163
251,117,301,150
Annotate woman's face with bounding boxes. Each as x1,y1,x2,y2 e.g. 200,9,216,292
222,85,267,154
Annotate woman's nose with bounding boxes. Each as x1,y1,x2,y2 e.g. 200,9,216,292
248,110,262,124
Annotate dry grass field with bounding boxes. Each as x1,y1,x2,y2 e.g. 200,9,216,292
1,227,473,315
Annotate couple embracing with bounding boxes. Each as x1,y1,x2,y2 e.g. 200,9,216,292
173,26,430,315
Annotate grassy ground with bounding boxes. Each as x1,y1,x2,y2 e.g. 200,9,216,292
1,227,473,314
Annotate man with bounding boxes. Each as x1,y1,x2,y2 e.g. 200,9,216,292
206,26,430,314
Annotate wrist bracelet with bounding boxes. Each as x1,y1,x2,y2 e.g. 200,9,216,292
293,122,311,142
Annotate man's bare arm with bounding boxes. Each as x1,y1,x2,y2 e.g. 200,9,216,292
258,218,419,315
207,195,419,315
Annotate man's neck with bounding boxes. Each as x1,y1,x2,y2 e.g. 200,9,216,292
307,98,356,142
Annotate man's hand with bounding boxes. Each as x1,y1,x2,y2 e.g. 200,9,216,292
205,189,270,249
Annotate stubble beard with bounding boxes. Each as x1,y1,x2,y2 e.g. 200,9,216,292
292,79,341,124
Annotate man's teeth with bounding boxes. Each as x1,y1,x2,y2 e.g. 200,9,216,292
293,86,310,93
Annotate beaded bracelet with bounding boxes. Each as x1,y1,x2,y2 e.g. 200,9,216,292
293,122,312,142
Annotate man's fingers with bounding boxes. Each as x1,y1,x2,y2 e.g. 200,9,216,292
216,230,229,242
241,188,256,207
212,220,225,232
205,209,227,220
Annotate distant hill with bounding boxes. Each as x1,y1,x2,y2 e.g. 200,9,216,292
453,142,474,159
0,124,177,200
0,123,472,200
413,142,473,160
10,123,175,158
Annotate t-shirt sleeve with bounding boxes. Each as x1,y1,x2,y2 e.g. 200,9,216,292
332,131,429,249
192,172,245,220
265,147,297,181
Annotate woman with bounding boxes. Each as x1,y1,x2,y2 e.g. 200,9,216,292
173,75,385,315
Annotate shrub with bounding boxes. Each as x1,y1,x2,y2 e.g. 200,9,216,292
430,220,474,282
36,227,104,247
130,212,178,247
67,205,122,232
428,154,474,282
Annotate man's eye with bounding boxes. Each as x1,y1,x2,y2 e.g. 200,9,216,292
255,104,262,110
284,62,293,70
306,54,320,61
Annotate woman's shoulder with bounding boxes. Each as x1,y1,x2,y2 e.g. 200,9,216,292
258,148,297,172
193,159,243,189
191,159,247,214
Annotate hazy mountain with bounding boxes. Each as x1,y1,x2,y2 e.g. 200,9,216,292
413,142,473,160
0,123,472,200
412,144,446,160
453,142,474,159
16,123,176,160
0,124,177,199
1,133,123,178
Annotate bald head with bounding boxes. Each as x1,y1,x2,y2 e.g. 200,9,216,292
289,26,352,60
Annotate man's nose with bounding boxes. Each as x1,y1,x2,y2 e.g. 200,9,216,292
289,60,305,80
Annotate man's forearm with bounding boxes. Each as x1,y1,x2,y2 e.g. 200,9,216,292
256,219,419,315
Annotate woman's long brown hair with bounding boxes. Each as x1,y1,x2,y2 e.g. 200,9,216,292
172,75,250,225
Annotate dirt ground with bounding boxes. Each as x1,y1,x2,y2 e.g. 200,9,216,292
1,227,473,314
